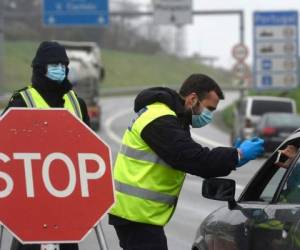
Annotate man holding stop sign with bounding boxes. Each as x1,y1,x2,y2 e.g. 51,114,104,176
2,41,91,250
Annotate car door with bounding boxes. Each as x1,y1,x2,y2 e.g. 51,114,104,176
239,136,300,250
195,133,300,250
203,203,268,250
197,146,288,250
258,153,300,250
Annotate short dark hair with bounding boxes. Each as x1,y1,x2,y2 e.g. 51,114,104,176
179,74,224,100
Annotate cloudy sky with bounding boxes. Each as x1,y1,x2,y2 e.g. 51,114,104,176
113,0,300,69
187,0,300,68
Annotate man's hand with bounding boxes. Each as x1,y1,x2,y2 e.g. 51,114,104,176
236,137,264,167
275,145,298,169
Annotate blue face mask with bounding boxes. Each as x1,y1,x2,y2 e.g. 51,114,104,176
46,64,66,82
192,108,213,128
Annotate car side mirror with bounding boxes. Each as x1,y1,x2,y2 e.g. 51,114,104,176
202,178,237,209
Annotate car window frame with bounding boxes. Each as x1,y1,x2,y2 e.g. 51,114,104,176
238,133,300,204
274,151,300,204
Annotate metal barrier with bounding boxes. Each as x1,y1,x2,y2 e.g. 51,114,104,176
100,84,244,97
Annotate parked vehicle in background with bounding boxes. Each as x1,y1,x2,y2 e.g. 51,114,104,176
231,95,297,145
192,129,300,250
255,112,300,154
57,40,105,131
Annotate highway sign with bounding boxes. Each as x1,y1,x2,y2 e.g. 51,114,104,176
232,43,248,61
153,0,193,25
0,109,114,243
232,61,251,80
43,0,109,26
253,11,299,90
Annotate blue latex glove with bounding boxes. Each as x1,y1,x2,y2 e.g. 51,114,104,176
237,137,264,167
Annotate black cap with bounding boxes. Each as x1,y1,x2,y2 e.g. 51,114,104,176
32,41,69,66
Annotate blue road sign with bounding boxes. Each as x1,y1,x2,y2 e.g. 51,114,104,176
262,75,273,86
262,59,272,70
43,0,109,26
253,11,299,90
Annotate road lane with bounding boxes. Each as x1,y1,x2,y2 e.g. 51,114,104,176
98,93,265,250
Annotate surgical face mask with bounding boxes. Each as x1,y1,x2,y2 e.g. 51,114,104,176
46,64,66,82
192,108,213,128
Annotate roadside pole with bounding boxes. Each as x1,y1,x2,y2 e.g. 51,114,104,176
175,24,185,57
0,0,4,90
239,12,247,100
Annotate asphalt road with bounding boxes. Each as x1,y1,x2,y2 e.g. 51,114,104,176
0,92,267,250
95,92,266,250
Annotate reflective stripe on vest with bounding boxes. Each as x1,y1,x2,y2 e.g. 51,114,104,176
20,86,82,119
110,102,186,226
115,180,177,206
119,144,171,169
65,91,82,119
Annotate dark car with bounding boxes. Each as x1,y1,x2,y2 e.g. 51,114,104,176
192,129,300,250
255,112,300,154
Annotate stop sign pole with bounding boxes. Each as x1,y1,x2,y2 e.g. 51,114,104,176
40,224,108,250
0,108,115,248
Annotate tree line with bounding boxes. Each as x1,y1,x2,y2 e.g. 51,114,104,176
3,0,172,54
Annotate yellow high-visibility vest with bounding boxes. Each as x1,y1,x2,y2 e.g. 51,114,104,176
110,102,186,226
19,86,82,119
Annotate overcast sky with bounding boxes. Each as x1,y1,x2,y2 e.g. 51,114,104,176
113,0,300,69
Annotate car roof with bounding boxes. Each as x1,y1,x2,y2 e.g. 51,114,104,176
262,112,299,117
244,95,295,102
281,129,300,146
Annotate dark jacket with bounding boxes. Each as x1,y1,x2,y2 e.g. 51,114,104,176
109,87,238,225
3,72,90,126
135,87,238,177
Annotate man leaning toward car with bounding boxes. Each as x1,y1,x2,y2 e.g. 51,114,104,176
109,74,264,250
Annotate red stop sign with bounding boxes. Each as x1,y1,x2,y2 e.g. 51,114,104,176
0,109,114,243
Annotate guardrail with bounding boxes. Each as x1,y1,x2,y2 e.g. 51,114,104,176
0,85,245,102
0,93,11,104
100,85,246,97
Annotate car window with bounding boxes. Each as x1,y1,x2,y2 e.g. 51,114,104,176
251,100,293,116
278,156,300,203
240,139,300,203
259,167,287,202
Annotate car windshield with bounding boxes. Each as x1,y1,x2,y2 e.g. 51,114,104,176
266,114,300,127
251,100,293,115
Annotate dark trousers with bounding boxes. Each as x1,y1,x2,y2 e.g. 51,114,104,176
10,238,79,250
113,222,168,250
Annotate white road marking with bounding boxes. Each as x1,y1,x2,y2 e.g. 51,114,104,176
104,108,131,145
191,131,226,147
105,108,227,148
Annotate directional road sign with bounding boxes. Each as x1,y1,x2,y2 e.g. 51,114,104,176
43,0,109,26
253,11,299,90
153,0,193,25
0,109,114,243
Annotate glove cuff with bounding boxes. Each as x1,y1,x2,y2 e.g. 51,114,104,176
237,149,242,161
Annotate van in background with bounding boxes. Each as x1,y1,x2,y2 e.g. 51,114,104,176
230,95,297,145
